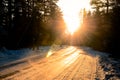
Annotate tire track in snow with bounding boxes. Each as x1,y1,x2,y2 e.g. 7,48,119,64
3,47,77,80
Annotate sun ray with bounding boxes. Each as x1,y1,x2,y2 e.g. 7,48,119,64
57,0,91,35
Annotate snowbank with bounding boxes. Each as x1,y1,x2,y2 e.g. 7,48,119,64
0,45,63,67
79,46,120,80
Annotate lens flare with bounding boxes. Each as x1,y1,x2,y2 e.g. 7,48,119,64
57,0,91,35
46,50,53,57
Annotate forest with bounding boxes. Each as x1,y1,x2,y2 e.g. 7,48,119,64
0,0,66,49
0,0,120,58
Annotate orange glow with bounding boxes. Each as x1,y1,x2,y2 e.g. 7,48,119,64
46,50,53,57
63,51,81,66
57,0,91,35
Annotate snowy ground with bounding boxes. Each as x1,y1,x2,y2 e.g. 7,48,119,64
0,45,64,66
80,47,120,80
0,46,120,80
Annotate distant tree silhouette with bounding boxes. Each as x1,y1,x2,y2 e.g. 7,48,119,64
0,0,65,49
84,0,120,58
110,5,120,55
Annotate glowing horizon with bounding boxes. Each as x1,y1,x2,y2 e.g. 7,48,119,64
57,0,91,35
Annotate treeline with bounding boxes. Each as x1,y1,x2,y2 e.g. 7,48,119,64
0,0,120,59
0,0,66,49
75,0,120,58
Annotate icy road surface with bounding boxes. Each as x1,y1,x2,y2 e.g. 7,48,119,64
0,46,98,80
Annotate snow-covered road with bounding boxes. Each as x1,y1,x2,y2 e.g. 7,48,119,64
0,46,120,80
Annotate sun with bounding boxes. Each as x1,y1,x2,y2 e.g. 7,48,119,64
57,0,91,35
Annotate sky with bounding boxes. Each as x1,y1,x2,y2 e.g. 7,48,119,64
57,0,91,34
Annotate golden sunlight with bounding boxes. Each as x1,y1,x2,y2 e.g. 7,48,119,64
46,50,53,57
63,51,81,66
57,0,91,35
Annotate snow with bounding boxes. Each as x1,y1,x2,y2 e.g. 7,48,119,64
97,54,120,80
80,46,120,80
0,46,120,80
0,45,65,67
